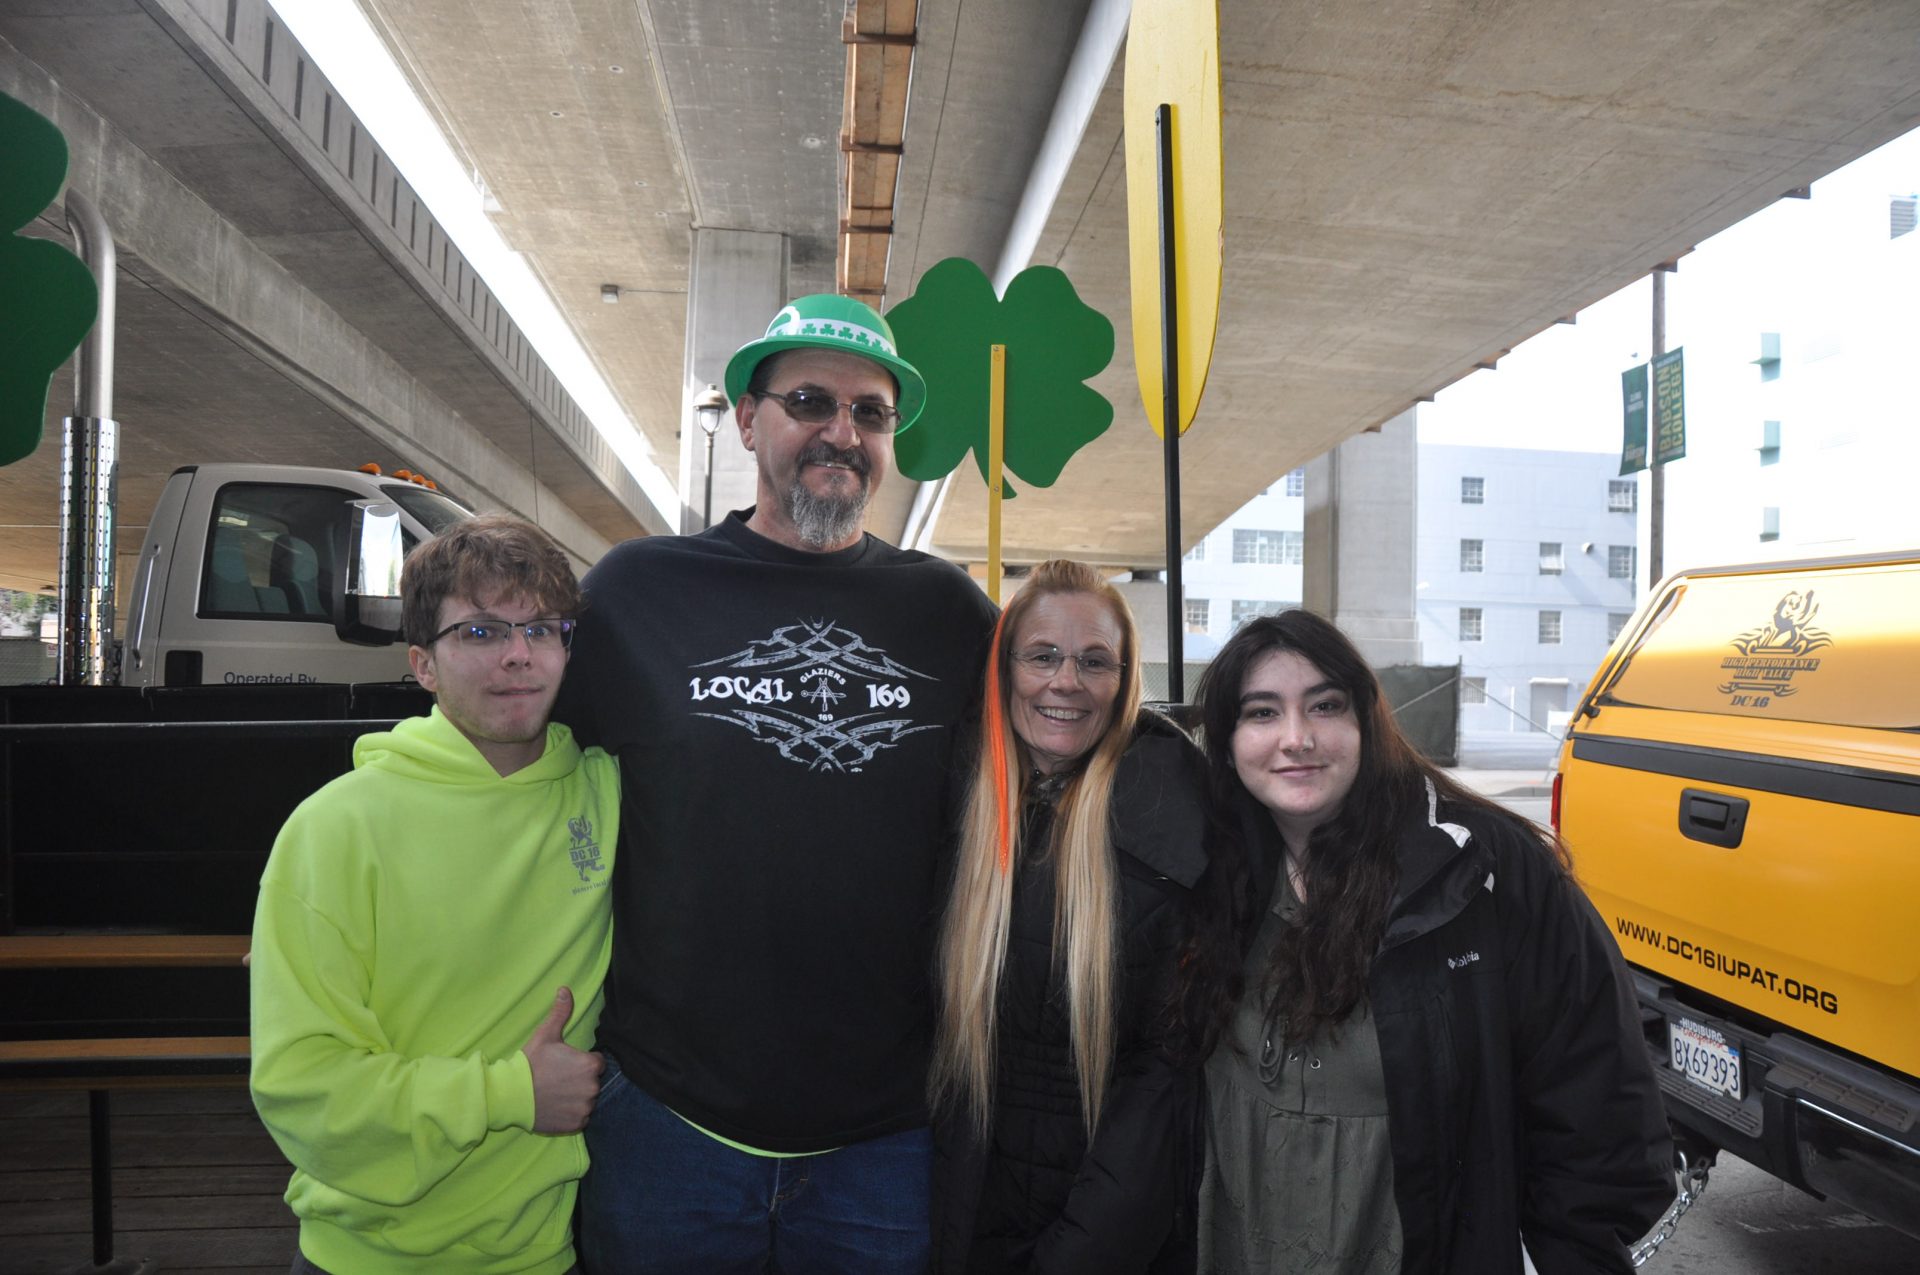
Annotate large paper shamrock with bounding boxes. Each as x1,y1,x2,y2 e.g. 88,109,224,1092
0,91,98,467
887,257,1114,498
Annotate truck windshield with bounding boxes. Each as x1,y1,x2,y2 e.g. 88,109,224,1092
379,485,471,535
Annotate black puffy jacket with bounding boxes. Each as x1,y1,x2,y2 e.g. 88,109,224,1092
1230,782,1676,1274
932,714,1209,1275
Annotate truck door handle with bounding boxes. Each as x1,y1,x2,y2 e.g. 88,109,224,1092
1679,788,1748,848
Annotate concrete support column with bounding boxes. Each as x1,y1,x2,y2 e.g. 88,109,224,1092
681,229,789,533
1302,407,1422,666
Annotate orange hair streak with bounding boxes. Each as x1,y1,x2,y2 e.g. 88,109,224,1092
983,607,1011,873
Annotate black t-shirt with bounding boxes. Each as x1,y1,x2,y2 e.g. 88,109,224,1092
555,511,997,1151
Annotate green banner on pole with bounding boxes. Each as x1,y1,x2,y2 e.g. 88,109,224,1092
1619,362,1648,476
1653,347,1686,464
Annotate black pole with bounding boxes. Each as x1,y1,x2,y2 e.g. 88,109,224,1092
1157,103,1184,703
89,1088,114,1266
702,429,717,530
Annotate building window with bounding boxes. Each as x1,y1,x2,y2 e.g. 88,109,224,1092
1760,506,1780,542
1459,607,1483,642
1184,540,1207,563
1756,332,1781,382
1461,676,1488,705
1461,476,1484,504
1759,420,1780,466
1459,539,1484,572
1608,612,1631,642
1231,599,1282,629
1538,542,1563,575
1184,598,1210,633
1232,529,1303,565
1538,610,1562,644
1607,479,1637,512
1608,545,1636,580
1284,468,1306,497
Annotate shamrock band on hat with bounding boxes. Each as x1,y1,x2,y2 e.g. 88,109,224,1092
723,293,928,432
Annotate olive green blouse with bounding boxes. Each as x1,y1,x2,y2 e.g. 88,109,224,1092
1197,871,1403,1273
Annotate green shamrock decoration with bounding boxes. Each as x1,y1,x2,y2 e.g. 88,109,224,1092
0,91,99,467
888,257,1114,498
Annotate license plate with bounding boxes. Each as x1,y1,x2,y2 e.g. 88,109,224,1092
1668,1016,1742,1100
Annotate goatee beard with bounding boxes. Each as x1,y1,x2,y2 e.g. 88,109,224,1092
785,443,871,548
787,481,869,548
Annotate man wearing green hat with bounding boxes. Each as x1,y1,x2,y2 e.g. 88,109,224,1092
556,294,997,1272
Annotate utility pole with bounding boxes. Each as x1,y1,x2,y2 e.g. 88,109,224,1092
1648,267,1667,589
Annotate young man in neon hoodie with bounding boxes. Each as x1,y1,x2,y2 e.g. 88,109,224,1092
249,515,618,1275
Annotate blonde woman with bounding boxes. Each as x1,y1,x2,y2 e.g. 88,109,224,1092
931,559,1209,1274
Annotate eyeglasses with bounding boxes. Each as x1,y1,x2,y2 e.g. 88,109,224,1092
426,616,575,650
1010,647,1123,681
756,387,902,434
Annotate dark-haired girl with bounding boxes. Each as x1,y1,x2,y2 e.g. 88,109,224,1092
1180,610,1673,1273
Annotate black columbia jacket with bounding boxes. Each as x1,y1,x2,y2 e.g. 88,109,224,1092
1235,782,1676,1274
933,713,1210,1274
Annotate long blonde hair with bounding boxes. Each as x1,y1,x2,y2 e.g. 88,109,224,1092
931,560,1145,1140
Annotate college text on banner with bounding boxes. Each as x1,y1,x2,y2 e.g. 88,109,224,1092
1654,347,1686,465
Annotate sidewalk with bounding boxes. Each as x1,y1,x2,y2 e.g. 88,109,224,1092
1449,767,1553,800
1447,729,1560,821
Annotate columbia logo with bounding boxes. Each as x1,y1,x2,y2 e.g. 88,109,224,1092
1447,950,1481,971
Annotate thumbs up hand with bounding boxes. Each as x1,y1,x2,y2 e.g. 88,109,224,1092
521,986,604,1134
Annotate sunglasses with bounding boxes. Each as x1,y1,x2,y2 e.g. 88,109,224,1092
756,387,902,434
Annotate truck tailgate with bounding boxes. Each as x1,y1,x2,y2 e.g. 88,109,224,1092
1564,709,1920,1081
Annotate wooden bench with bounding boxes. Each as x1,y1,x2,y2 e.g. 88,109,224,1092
0,1034,251,1087
0,933,253,1272
0,932,251,971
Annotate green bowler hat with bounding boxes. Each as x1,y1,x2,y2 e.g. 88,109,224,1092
723,293,928,433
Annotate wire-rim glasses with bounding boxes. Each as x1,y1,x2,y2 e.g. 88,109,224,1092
1009,646,1123,681
426,616,575,650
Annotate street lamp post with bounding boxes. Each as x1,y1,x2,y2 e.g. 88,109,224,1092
693,384,729,529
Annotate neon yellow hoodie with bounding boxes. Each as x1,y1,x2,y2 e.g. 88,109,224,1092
249,707,617,1274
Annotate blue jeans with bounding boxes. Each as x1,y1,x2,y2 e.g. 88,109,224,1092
577,1060,932,1274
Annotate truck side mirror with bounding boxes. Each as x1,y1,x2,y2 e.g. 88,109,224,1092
334,501,406,646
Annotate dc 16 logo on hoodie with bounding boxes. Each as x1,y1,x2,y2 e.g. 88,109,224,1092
687,619,942,773
567,816,606,893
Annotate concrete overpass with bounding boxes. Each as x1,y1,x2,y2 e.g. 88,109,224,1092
0,0,672,594
3,0,1918,599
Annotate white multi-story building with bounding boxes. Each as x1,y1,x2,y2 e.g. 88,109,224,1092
1178,468,1307,653
1665,198,1920,568
1416,446,1638,733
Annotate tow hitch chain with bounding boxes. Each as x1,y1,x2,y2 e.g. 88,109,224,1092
1631,1148,1714,1267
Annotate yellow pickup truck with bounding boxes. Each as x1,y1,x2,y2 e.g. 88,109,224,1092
1554,549,1920,1238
